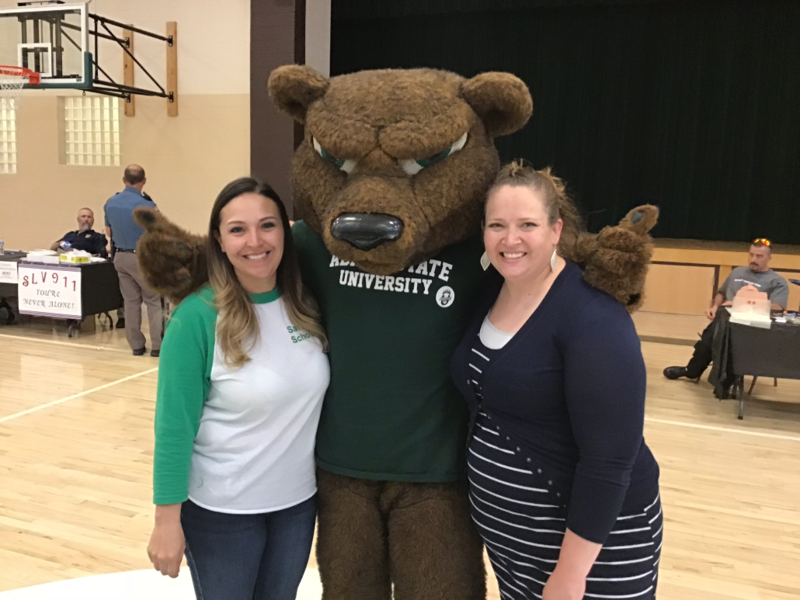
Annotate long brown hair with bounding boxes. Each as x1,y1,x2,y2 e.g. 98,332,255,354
487,161,585,254
207,177,327,368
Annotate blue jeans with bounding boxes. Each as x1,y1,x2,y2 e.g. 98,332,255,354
181,496,316,600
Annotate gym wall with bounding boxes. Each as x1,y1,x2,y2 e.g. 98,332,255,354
0,0,250,250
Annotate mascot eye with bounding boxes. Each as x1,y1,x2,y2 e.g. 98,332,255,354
399,132,468,176
312,138,356,174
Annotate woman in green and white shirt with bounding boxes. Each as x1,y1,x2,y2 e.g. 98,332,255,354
146,178,330,600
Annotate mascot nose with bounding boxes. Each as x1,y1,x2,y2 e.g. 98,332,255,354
331,213,404,251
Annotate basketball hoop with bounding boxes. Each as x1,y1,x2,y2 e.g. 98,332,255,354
0,66,40,111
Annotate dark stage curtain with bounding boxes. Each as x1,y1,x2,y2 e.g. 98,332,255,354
331,0,800,243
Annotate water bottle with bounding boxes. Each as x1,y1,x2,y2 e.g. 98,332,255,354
60,240,72,252
0,234,4,256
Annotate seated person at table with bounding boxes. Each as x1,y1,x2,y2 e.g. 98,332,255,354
51,208,109,257
664,238,789,380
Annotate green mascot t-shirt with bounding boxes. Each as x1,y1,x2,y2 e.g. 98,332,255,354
293,221,486,482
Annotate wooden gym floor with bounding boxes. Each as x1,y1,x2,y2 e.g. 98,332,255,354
0,313,798,599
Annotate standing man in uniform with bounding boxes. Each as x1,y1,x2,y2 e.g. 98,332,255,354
104,164,163,357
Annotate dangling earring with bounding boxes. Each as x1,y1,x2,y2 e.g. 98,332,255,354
550,249,558,272
480,251,490,271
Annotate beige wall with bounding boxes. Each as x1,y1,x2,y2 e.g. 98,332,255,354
306,0,332,77
2,93,249,250
640,264,718,315
641,245,800,315
774,270,800,312
0,0,250,250
0,0,250,95
89,0,250,95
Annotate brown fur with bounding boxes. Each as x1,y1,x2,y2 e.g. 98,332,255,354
133,207,207,301
276,66,532,276
316,470,486,600
570,204,659,312
136,66,656,309
134,65,659,600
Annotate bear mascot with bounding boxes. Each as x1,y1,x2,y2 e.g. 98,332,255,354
134,65,658,600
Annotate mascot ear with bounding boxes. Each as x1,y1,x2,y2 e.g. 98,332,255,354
461,72,533,138
268,65,329,124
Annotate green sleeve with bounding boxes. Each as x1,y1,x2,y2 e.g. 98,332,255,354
153,288,217,505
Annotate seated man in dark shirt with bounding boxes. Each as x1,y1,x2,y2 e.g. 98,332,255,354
51,208,109,258
50,207,123,328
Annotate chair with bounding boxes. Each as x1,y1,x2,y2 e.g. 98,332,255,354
747,376,778,395
0,298,16,325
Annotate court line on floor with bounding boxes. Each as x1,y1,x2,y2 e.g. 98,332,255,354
645,416,800,442
4,330,797,442
0,332,132,354
0,367,158,424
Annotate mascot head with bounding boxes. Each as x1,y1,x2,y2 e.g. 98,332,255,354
268,65,532,275
135,65,657,312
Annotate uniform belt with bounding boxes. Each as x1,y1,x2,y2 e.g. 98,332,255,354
116,248,136,253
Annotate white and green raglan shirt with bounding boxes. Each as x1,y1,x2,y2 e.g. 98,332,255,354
153,285,330,514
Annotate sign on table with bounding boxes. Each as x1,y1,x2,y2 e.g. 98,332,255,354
0,261,17,284
18,265,82,319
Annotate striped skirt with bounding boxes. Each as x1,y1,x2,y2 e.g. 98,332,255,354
468,415,663,599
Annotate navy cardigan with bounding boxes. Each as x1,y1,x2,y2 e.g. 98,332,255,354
451,262,659,544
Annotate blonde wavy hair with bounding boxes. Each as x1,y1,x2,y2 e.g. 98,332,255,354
207,177,327,369
487,160,585,254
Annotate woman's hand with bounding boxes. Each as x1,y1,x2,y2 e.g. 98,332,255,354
542,566,586,600
147,504,184,578
543,528,601,599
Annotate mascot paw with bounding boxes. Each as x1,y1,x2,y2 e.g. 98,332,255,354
593,204,658,273
133,207,210,303
582,204,658,313
618,204,659,236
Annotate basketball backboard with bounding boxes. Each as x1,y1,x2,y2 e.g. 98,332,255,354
0,2,177,114
0,2,90,89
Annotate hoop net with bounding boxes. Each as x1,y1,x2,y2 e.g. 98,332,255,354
0,66,40,111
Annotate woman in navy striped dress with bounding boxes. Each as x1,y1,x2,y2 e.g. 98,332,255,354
451,162,662,600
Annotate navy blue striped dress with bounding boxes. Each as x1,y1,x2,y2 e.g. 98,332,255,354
467,333,662,600
452,263,662,600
